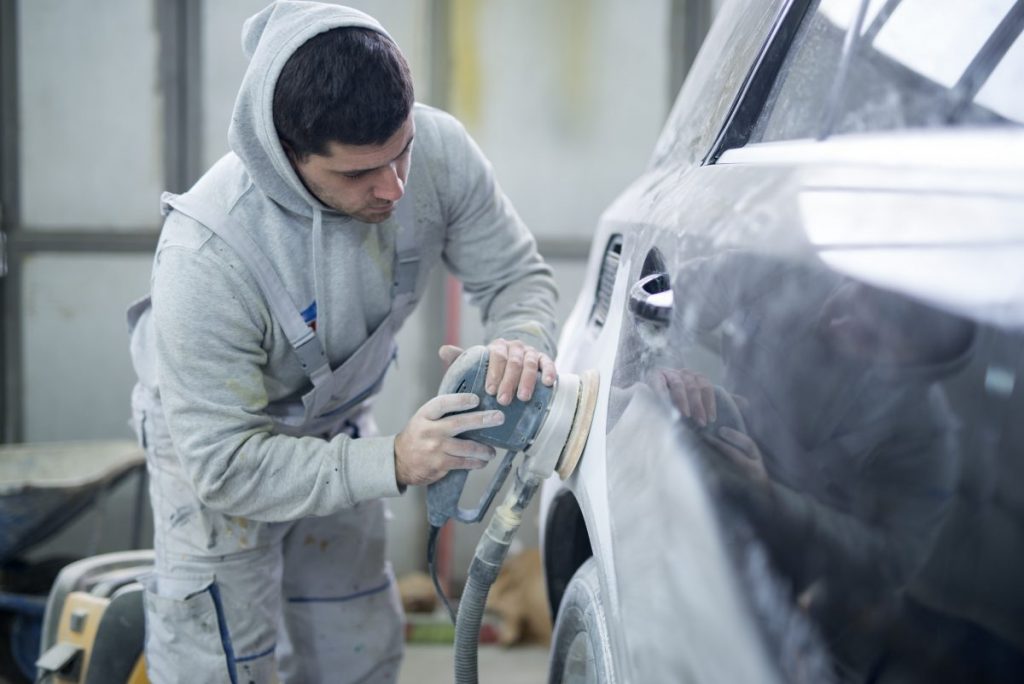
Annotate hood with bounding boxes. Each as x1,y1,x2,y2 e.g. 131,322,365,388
228,1,393,217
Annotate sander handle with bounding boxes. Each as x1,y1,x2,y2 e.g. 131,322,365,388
426,345,552,528
426,449,517,527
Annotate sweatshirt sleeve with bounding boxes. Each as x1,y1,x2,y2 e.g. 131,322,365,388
435,114,559,356
152,235,402,523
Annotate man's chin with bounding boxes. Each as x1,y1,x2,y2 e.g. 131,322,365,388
356,207,394,223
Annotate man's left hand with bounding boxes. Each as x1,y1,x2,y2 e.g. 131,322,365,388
439,339,556,406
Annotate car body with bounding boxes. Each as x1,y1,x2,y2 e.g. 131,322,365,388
540,0,1024,681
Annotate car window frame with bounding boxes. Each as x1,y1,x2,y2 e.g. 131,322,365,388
707,0,1024,163
943,2,1024,123
703,0,817,164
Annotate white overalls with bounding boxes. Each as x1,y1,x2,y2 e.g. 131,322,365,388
128,193,419,684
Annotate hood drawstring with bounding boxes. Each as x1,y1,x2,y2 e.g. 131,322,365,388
312,207,328,354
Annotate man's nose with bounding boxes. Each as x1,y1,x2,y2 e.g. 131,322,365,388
374,163,404,202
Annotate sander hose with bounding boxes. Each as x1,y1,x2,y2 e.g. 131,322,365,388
454,471,540,684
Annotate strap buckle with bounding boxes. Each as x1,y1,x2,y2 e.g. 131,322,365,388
393,252,420,296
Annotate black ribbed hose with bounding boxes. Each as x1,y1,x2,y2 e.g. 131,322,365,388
454,474,539,684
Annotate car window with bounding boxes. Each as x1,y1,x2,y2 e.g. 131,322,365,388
651,0,783,167
748,0,1024,144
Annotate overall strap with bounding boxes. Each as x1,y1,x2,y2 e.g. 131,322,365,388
391,194,420,306
161,192,331,386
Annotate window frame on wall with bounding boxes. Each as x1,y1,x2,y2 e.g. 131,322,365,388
0,0,200,443
1,0,20,443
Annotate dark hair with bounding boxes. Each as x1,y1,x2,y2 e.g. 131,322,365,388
273,27,414,159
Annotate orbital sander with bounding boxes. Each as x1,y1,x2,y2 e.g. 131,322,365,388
425,345,598,684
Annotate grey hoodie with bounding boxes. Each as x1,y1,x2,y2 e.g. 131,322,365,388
135,1,558,522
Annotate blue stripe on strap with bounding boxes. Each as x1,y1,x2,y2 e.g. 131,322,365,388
287,578,391,604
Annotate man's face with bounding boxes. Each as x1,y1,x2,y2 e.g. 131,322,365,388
816,282,913,363
288,115,414,223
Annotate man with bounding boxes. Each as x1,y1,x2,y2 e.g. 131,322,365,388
126,3,559,682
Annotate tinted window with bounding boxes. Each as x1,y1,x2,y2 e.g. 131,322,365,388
750,0,1024,143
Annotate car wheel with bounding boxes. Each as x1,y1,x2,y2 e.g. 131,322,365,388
548,557,615,684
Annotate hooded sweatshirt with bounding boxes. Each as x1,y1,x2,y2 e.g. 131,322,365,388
134,2,558,522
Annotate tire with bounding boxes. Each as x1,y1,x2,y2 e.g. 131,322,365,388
547,557,616,684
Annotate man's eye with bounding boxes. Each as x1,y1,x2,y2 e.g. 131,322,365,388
341,171,366,179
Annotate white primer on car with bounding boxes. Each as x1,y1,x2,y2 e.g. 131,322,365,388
607,386,779,683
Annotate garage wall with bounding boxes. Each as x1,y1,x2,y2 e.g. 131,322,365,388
442,0,673,582
14,0,164,561
446,0,671,243
18,1,165,231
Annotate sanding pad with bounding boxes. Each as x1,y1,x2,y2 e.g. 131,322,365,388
556,369,599,480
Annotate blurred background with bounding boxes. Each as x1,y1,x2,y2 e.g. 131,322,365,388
0,0,723,590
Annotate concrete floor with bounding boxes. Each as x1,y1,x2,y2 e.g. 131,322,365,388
398,644,549,684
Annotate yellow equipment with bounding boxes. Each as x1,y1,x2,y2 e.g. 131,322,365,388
35,551,152,683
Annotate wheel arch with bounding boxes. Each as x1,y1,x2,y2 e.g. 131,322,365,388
542,488,593,619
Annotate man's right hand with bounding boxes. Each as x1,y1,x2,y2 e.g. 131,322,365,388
394,393,506,486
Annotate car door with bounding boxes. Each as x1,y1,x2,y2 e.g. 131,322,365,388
600,0,1024,681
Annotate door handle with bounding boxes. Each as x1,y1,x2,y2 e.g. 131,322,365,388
628,272,673,323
